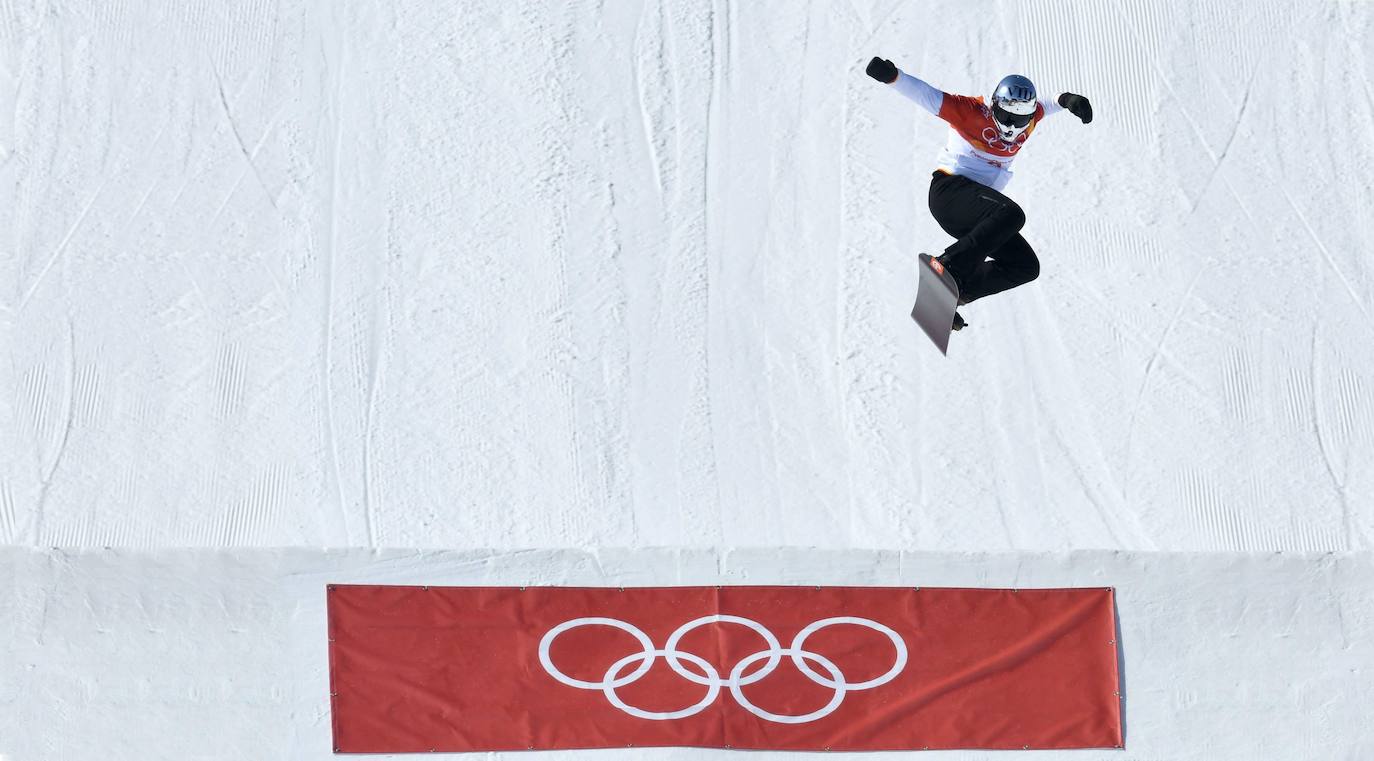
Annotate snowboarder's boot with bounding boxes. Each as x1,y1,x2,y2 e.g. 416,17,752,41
936,254,971,305
951,312,967,331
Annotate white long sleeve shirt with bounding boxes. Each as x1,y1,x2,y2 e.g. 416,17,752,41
891,71,1063,191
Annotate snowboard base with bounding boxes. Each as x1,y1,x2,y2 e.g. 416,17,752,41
912,254,962,355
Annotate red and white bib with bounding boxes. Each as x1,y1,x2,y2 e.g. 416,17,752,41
892,72,1063,191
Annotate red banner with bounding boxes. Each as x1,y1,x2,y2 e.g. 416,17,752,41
328,585,1121,753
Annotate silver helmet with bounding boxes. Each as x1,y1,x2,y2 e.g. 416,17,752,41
990,74,1037,142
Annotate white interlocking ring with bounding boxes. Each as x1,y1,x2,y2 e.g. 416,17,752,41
663,615,782,687
604,649,720,720
538,614,908,724
791,616,907,690
539,617,656,690
729,647,846,724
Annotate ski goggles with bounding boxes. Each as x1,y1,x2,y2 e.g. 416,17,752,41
993,103,1034,129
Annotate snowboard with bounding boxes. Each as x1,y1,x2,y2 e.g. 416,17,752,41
911,253,962,355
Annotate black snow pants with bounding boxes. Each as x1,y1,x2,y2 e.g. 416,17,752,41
927,170,1040,303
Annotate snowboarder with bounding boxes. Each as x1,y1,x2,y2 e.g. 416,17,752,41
865,57,1093,333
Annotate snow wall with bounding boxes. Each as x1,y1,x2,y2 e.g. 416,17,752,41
3,548,1373,760
2,0,1373,758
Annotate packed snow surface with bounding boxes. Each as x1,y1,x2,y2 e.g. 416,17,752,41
3,0,1373,552
2,0,1374,758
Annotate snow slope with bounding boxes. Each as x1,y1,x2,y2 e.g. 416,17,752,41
3,0,1373,552
2,0,1374,758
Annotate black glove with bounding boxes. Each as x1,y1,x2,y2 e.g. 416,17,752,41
866,57,898,84
1058,92,1093,124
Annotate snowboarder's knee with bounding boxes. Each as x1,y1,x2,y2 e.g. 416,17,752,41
1023,257,1040,283
1002,204,1026,232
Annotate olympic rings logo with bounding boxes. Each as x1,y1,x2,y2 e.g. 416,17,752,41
538,615,908,724
981,125,1027,152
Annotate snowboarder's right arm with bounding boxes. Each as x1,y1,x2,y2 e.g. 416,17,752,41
866,57,944,117
892,71,944,116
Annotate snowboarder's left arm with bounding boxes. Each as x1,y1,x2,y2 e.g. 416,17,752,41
1044,92,1093,124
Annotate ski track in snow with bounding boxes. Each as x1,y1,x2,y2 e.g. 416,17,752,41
2,0,1373,561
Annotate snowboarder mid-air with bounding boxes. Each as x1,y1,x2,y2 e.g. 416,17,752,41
866,57,1092,334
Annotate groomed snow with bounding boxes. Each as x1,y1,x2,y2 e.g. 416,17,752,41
2,0,1374,758
3,0,1373,552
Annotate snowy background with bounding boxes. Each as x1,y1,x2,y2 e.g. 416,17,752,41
2,0,1373,758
